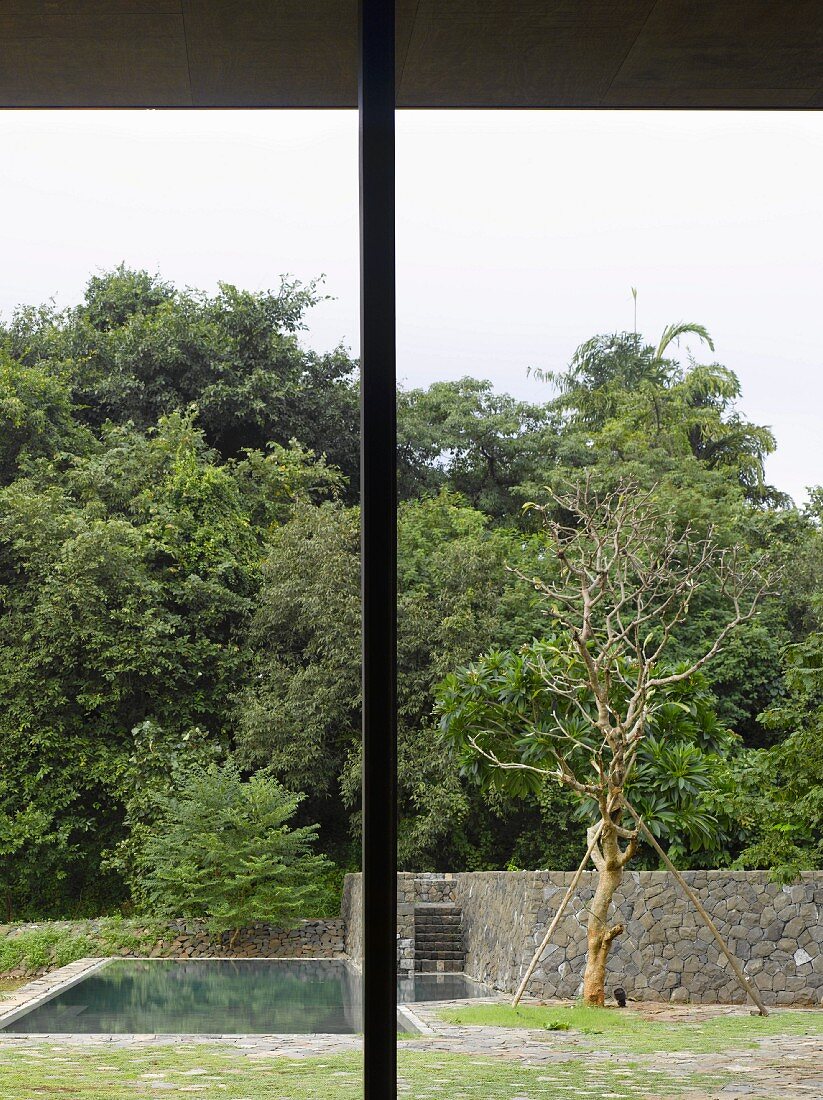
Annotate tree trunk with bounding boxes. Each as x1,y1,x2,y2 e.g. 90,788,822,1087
581,822,625,1007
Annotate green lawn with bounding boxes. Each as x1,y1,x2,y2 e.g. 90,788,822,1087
438,1002,823,1055
4,1002,819,1098
0,1045,730,1100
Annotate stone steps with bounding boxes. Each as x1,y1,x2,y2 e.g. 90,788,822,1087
413,902,466,973
416,958,463,973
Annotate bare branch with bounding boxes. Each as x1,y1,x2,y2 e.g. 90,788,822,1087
465,733,600,797
509,478,772,821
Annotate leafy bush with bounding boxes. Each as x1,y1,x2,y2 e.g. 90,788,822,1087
733,634,823,879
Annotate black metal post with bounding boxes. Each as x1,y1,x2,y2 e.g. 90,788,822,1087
359,1,397,1098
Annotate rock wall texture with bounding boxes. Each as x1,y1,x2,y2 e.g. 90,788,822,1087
342,870,823,1005
340,875,363,969
141,919,346,959
341,873,461,973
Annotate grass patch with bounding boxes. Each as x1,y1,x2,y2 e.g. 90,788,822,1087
439,1002,823,1054
0,917,167,977
0,1044,730,1099
0,927,93,974
0,977,26,996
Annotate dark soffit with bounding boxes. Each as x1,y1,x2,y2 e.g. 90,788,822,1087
0,1,822,108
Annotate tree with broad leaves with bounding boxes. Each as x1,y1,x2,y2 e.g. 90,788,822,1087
437,477,773,1006
732,631,823,879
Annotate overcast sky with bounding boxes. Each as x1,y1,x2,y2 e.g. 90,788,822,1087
0,110,820,505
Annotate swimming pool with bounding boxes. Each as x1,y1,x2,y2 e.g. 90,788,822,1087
1,959,492,1034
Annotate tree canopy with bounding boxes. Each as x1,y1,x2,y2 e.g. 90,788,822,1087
0,267,819,919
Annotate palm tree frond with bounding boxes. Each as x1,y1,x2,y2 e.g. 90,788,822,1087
656,322,715,360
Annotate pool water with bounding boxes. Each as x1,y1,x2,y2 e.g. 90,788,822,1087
1,960,491,1034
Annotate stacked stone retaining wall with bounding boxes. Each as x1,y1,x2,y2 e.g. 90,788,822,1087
342,870,823,1005
340,873,460,974
146,919,345,958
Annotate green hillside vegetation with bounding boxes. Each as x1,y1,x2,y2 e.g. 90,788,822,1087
0,267,820,920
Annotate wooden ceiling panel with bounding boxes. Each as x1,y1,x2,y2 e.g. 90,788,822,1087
0,9,190,106
620,0,823,51
605,0,823,105
0,1,821,109
183,0,356,106
396,1,658,107
0,2,183,16
605,86,818,108
182,0,422,107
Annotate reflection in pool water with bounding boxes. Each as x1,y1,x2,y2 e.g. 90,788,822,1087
2,959,491,1034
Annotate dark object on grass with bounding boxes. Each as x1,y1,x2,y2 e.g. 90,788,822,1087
613,987,627,1008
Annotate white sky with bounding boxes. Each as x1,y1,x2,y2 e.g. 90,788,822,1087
0,110,820,505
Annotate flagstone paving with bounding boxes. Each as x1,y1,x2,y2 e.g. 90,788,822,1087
1,996,821,1098
404,1000,823,1099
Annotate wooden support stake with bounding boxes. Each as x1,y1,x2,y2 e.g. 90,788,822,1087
512,821,603,1007
622,798,769,1017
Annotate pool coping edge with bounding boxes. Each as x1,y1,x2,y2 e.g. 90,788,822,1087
0,958,493,1038
396,1003,434,1035
0,957,112,1029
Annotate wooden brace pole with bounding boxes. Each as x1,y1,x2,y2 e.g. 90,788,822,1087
622,798,769,1017
512,821,603,1007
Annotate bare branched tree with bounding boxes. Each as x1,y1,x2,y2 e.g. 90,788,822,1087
442,476,773,1005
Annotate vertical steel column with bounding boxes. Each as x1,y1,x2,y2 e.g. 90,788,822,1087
359,1,397,1098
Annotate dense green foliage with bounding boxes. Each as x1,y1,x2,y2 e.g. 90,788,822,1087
235,492,556,870
732,632,823,878
0,267,819,918
5,267,359,487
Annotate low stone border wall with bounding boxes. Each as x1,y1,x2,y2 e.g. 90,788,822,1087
0,918,346,978
143,919,346,959
341,873,461,973
342,870,823,1006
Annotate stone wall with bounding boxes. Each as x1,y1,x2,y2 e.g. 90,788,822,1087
144,919,346,959
341,873,460,974
340,872,418,973
396,873,416,973
342,870,823,1005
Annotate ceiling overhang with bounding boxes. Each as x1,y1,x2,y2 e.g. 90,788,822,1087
1,1,821,109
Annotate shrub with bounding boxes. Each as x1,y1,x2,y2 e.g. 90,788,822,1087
134,761,333,943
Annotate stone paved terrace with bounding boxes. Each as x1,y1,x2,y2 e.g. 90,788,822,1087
1,986,822,1099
